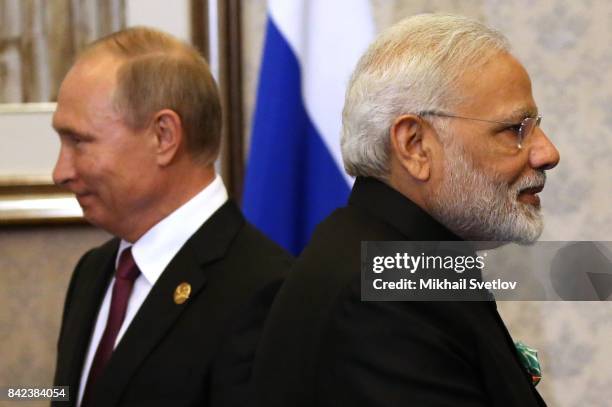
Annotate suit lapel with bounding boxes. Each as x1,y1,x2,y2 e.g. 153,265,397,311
92,201,244,406
58,239,119,396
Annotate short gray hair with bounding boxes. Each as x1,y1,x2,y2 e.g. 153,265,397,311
81,27,221,166
341,14,510,179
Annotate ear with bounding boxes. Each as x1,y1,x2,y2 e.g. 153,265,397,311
151,109,183,166
390,114,431,181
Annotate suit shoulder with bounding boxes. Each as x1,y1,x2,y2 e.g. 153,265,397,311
232,221,294,263
289,206,401,289
308,206,403,252
258,206,402,343
220,221,293,285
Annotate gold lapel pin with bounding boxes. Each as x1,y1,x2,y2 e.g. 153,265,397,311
174,282,192,304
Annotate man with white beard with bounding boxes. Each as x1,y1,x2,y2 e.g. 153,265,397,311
253,14,559,407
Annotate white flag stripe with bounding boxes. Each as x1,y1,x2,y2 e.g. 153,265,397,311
268,0,375,184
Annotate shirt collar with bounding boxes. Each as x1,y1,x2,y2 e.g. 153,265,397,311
117,175,228,285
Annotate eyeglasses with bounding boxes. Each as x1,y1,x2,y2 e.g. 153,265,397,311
418,110,542,150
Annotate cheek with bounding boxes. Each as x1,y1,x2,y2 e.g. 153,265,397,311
487,158,528,186
67,151,95,183
462,142,527,185
72,152,119,200
74,156,106,184
112,158,159,204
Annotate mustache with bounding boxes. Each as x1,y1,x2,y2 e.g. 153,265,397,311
514,171,546,193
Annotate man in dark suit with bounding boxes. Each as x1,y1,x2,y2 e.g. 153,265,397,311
253,14,559,406
51,27,291,406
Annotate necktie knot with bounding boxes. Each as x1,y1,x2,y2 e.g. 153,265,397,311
116,248,140,281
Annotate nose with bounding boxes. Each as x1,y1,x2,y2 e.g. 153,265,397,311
528,128,560,171
52,146,76,188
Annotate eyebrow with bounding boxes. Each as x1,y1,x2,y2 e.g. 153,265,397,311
53,124,94,139
505,106,539,122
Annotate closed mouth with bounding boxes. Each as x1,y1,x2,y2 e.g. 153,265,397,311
517,184,544,208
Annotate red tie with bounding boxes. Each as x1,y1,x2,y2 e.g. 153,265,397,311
81,248,140,406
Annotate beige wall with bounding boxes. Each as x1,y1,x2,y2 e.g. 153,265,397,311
0,225,109,407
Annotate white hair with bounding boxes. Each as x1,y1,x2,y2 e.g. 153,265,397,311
341,14,510,179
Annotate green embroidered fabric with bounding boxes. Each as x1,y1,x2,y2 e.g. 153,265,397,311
515,341,542,386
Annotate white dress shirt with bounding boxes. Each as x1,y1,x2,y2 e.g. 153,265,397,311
76,175,228,406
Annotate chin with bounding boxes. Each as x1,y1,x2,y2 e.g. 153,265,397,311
509,215,544,245
81,209,109,230
83,215,103,229
497,199,543,245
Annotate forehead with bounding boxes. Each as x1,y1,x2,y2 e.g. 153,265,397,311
454,52,537,119
52,54,123,132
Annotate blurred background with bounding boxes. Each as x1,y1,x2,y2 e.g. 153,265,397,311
1,1,611,406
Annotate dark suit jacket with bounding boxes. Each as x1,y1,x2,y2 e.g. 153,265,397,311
53,201,292,407
253,177,546,407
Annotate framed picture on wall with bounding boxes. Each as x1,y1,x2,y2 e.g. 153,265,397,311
0,0,244,224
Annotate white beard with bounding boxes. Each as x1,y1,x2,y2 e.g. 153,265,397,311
427,139,545,244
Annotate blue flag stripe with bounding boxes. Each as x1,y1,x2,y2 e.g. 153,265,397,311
243,18,349,255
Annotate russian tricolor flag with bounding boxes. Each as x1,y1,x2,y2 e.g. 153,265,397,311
243,0,375,255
